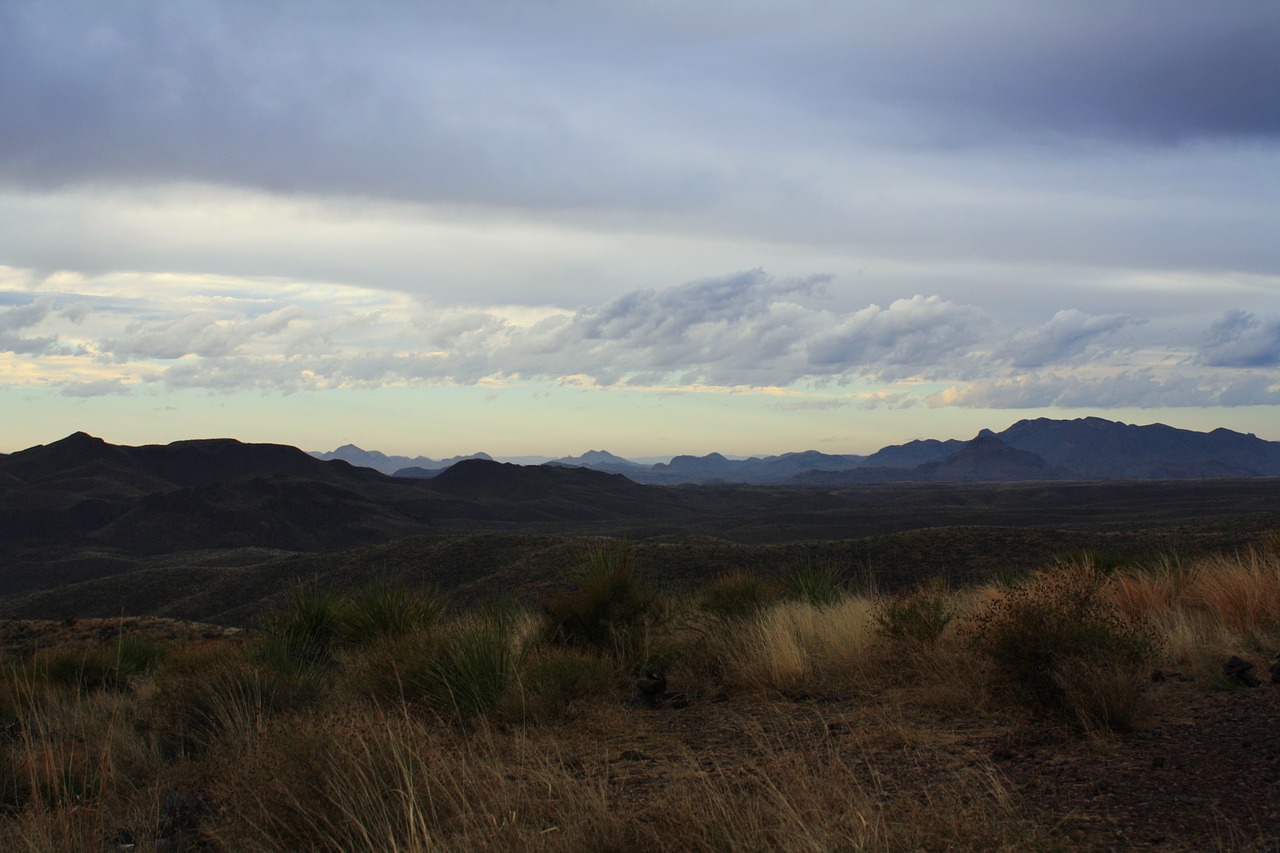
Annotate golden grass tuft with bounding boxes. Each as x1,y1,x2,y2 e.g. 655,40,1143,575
721,596,877,693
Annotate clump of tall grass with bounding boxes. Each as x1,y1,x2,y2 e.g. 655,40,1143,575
144,640,319,758
22,633,164,694
782,559,847,607
872,578,956,646
339,581,445,646
429,605,526,721
258,586,345,675
721,596,878,693
541,542,662,663
697,571,780,623
1099,547,1280,682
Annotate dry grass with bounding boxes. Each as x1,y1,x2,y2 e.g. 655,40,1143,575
720,596,878,693
204,702,1039,853
1105,546,1280,676
2,545,1279,850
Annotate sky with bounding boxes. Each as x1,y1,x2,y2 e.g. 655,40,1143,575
1,0,1278,459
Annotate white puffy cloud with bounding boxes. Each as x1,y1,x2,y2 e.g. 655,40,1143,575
804,295,989,380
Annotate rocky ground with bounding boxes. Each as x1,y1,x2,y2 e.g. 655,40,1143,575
566,664,1280,851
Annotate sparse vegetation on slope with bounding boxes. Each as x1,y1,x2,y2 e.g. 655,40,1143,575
1,541,1278,850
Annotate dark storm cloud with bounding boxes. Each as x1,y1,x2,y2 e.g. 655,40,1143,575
833,2,1280,143
0,1,712,208
2,0,1276,212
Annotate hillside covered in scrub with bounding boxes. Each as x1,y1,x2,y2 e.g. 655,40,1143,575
3,429,1280,625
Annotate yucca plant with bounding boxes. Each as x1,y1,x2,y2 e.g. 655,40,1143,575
542,542,658,659
259,586,344,674
783,559,847,607
340,582,444,646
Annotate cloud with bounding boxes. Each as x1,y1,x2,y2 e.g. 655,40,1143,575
1198,310,1280,367
0,296,58,354
8,265,1280,418
804,295,989,380
930,370,1280,410
774,399,849,412
412,272,996,388
99,305,307,362
59,378,133,397
994,309,1137,368
854,2,1280,143
2,0,1275,221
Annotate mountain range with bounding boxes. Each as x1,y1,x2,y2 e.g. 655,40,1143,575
318,417,1280,485
5,419,1280,622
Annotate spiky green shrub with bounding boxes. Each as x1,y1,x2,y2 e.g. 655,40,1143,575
339,583,444,646
430,607,523,721
698,572,780,623
259,586,344,674
783,560,846,607
873,579,955,646
966,563,1158,727
542,543,658,658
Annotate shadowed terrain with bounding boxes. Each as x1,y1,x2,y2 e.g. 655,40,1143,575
2,431,1279,625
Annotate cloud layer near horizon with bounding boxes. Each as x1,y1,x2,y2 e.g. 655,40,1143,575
0,1,1278,451
3,266,1276,411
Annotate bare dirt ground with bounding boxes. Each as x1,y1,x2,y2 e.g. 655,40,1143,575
558,672,1280,851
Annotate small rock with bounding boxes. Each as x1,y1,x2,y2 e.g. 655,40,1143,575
636,670,667,696
1224,656,1262,687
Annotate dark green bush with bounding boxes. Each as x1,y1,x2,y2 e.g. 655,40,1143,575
783,560,846,607
873,579,955,646
542,543,657,658
429,606,522,721
698,572,780,622
966,563,1158,726
340,582,444,646
259,586,344,674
